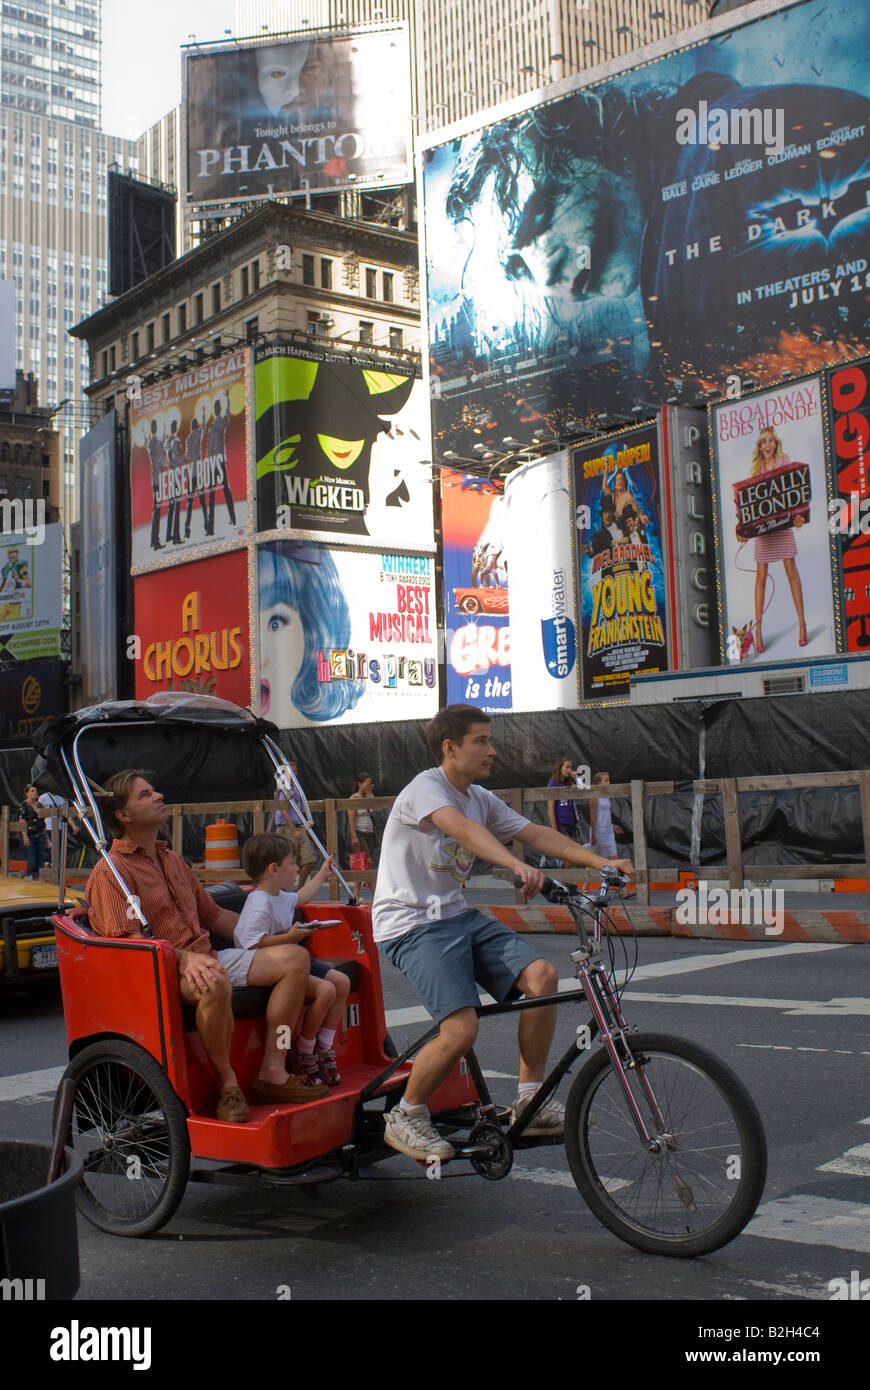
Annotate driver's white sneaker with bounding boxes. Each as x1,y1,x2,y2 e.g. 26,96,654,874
384,1104,455,1161
512,1096,565,1138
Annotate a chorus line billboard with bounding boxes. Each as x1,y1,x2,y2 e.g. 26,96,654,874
185,28,412,204
440,470,511,712
254,341,434,547
257,541,438,728
129,351,248,570
423,0,870,459
572,427,670,702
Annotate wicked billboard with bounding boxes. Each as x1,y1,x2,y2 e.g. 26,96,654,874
254,341,433,547
185,28,411,204
423,0,870,460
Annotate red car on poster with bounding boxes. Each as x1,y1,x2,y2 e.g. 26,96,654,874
453,586,509,616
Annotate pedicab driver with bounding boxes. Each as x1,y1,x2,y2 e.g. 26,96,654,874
373,705,635,1163
86,771,325,1125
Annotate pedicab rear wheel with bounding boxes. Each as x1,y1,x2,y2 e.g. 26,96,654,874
55,1040,190,1237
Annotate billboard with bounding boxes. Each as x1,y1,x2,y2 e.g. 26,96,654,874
573,426,670,702
0,522,63,662
825,357,870,651
79,414,118,706
258,541,438,728
129,351,248,570
0,660,66,743
133,552,251,706
0,281,14,391
108,171,176,297
710,375,838,663
185,28,412,204
254,342,433,546
423,0,870,460
440,470,511,712
503,452,577,711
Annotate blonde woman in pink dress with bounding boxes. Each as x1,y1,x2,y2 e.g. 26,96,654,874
738,427,807,654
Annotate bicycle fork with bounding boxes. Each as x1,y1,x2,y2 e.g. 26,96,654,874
577,958,669,1147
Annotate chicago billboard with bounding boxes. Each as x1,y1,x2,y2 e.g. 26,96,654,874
133,552,251,706
129,351,248,569
423,0,870,460
440,470,511,712
254,342,433,546
185,28,411,204
0,521,63,662
79,414,118,706
825,356,870,652
710,375,838,663
573,427,670,702
258,541,437,728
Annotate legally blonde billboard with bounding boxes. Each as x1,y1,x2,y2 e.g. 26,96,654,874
257,541,438,728
710,375,838,663
129,352,248,569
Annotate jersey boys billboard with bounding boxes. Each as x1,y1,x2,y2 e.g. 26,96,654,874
185,28,411,203
129,352,248,569
423,0,870,460
254,342,434,546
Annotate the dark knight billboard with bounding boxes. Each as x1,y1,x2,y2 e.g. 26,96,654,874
186,28,411,203
423,0,870,460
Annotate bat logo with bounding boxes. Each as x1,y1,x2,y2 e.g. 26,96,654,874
746,167,870,251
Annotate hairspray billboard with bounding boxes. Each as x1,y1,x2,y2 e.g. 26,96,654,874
573,427,670,702
503,452,577,711
825,356,870,651
258,542,438,729
440,470,511,713
254,342,434,548
423,0,870,461
129,351,248,570
710,375,839,663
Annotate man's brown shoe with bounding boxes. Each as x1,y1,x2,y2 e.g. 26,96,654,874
216,1085,250,1123
252,1074,328,1103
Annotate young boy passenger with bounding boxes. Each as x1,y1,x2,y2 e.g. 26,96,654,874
231,834,350,1088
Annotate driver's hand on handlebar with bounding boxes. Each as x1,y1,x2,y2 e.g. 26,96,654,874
603,858,635,880
512,860,546,900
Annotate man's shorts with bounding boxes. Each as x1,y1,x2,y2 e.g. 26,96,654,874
378,909,543,1024
278,825,315,867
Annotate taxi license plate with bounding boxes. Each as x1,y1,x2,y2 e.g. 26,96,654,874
31,945,58,970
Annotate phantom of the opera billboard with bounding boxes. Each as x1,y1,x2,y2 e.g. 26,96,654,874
710,375,839,664
423,0,870,460
825,355,870,652
257,542,438,729
129,352,248,570
440,470,511,713
133,552,251,706
254,342,434,547
79,413,118,707
573,427,670,702
185,28,411,204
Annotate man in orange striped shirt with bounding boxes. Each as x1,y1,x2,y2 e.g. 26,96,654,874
86,770,325,1121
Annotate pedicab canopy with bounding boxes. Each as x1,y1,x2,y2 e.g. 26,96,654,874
30,693,284,806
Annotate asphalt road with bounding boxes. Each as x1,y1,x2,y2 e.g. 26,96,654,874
2,930,869,1317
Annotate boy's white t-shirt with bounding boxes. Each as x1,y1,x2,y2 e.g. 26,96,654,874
234,888,300,949
372,767,529,944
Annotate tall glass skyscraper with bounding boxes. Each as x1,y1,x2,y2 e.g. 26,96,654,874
0,0,101,127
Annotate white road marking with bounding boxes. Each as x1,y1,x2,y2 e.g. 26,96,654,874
481,1069,517,1080
817,1144,870,1177
746,1195,870,1253
510,1165,630,1193
0,1065,65,1102
623,991,870,1017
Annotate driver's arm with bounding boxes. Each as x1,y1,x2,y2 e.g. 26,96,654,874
517,823,634,878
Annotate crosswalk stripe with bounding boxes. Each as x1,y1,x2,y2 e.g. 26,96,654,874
746,1195,870,1252
817,1143,870,1177
0,1065,65,1102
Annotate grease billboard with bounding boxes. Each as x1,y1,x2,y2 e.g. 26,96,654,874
440,470,511,712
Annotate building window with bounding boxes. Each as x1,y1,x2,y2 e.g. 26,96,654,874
212,282,221,315
178,303,187,334
365,268,377,298
101,349,108,377
147,321,155,351
162,312,171,343
307,311,327,337
241,265,249,297
245,316,259,341
359,320,373,344
194,293,204,325
131,330,139,360
389,326,403,351
302,254,315,286
320,258,332,290
252,258,260,291
110,345,117,372
382,272,394,303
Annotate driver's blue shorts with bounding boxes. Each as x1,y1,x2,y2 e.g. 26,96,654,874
378,909,543,1024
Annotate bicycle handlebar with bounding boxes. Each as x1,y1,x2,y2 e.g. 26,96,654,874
513,865,631,901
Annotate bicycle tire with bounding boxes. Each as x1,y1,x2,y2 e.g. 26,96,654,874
565,1031,766,1258
55,1040,190,1238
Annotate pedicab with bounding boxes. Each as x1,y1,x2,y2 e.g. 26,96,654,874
38,693,766,1257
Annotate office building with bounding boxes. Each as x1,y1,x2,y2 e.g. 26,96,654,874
0,0,101,127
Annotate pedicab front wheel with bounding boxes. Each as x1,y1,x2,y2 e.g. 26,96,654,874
55,1039,190,1238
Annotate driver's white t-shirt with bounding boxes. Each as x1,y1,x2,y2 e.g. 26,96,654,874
372,767,529,944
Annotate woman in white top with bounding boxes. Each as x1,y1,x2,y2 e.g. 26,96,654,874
347,772,379,865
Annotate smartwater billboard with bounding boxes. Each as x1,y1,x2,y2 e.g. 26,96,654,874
424,0,870,460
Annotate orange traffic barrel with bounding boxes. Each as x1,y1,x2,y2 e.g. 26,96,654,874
205,819,240,871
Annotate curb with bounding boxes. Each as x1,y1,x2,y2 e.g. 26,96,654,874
486,903,870,945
